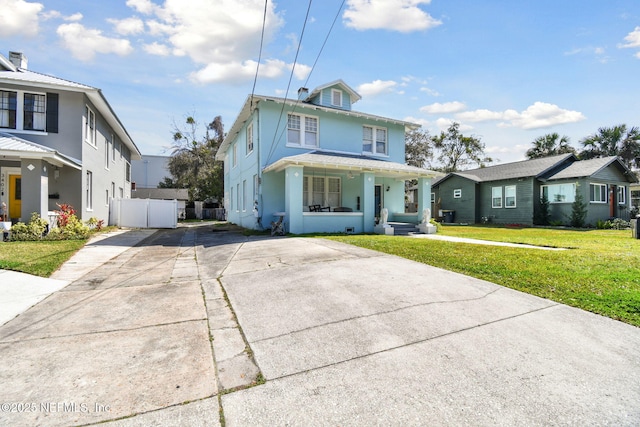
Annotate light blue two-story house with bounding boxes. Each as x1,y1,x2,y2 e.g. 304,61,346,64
216,80,439,234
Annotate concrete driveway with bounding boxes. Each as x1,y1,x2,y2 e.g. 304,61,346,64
1,225,639,426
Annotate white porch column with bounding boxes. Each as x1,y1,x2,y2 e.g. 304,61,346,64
362,172,375,233
21,159,49,221
417,177,432,222
284,165,304,234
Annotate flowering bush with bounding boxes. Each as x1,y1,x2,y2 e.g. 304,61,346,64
9,212,49,241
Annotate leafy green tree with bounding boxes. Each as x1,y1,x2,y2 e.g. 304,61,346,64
168,115,225,202
405,128,433,169
431,122,492,172
157,177,178,188
526,133,576,159
579,124,640,170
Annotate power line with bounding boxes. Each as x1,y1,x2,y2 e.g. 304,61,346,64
250,0,269,109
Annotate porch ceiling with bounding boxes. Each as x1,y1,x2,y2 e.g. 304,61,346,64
0,132,82,170
262,152,442,180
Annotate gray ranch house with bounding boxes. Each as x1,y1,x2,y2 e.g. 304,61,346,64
431,153,637,226
0,51,141,225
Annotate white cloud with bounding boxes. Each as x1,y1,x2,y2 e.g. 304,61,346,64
403,116,431,129
109,17,144,35
456,102,585,130
65,12,83,22
357,80,398,96
0,0,43,37
125,0,303,83
125,0,159,15
619,26,640,48
56,23,134,61
190,59,306,84
343,0,442,33
419,86,440,96
143,42,171,56
420,101,466,114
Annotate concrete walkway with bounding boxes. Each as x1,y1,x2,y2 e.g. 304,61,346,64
1,226,639,426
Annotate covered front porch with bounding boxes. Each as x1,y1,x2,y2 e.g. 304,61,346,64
0,133,81,225
261,152,440,234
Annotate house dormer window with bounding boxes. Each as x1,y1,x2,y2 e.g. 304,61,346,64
287,113,318,147
363,125,387,155
331,89,342,107
0,90,17,129
23,93,46,131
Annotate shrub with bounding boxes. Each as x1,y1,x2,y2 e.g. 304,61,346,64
569,191,587,228
10,212,49,241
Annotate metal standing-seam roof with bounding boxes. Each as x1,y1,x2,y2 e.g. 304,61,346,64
0,132,82,169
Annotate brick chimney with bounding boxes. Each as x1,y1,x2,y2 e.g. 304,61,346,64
9,52,28,69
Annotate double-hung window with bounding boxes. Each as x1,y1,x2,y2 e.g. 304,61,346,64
618,186,626,205
331,89,342,107
590,183,608,203
492,187,502,208
363,126,387,155
23,93,46,131
86,171,93,210
0,90,17,129
232,143,238,167
85,106,96,146
287,114,318,147
505,185,516,208
246,123,254,154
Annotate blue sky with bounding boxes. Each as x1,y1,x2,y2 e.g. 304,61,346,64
2,0,639,165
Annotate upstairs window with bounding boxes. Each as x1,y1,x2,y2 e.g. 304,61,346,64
23,93,46,131
590,183,607,203
246,123,254,154
331,89,342,107
0,90,17,129
85,106,96,146
454,188,462,199
363,125,387,155
287,114,318,147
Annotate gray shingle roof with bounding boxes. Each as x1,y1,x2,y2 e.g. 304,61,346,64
547,156,619,180
453,153,576,182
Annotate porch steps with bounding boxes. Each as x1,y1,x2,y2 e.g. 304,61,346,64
388,222,419,236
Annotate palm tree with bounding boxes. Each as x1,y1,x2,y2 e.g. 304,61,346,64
525,133,575,159
580,124,640,170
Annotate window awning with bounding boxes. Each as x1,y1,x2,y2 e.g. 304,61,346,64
262,152,442,180
0,132,82,170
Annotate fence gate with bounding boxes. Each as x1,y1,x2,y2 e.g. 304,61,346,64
110,198,177,229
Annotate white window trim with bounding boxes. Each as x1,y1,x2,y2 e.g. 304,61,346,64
542,183,576,204
236,183,240,212
505,185,516,208
303,175,342,209
85,105,96,147
104,136,110,170
331,89,342,107
232,143,238,168
362,125,388,156
242,180,247,212
246,123,254,155
86,170,93,211
492,186,502,208
618,186,626,205
287,113,319,148
590,183,608,204
453,188,462,199
0,89,48,134
125,161,131,183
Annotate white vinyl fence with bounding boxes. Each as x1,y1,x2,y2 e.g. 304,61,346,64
110,198,177,229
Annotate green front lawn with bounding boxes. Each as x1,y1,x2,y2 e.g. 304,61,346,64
0,239,87,277
326,226,640,327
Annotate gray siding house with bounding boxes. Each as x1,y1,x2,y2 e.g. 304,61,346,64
432,154,637,226
0,51,141,224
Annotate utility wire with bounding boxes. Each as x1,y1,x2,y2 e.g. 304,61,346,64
250,0,269,109
264,0,346,166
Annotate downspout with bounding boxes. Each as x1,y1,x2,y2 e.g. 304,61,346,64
610,185,615,218
255,101,263,229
